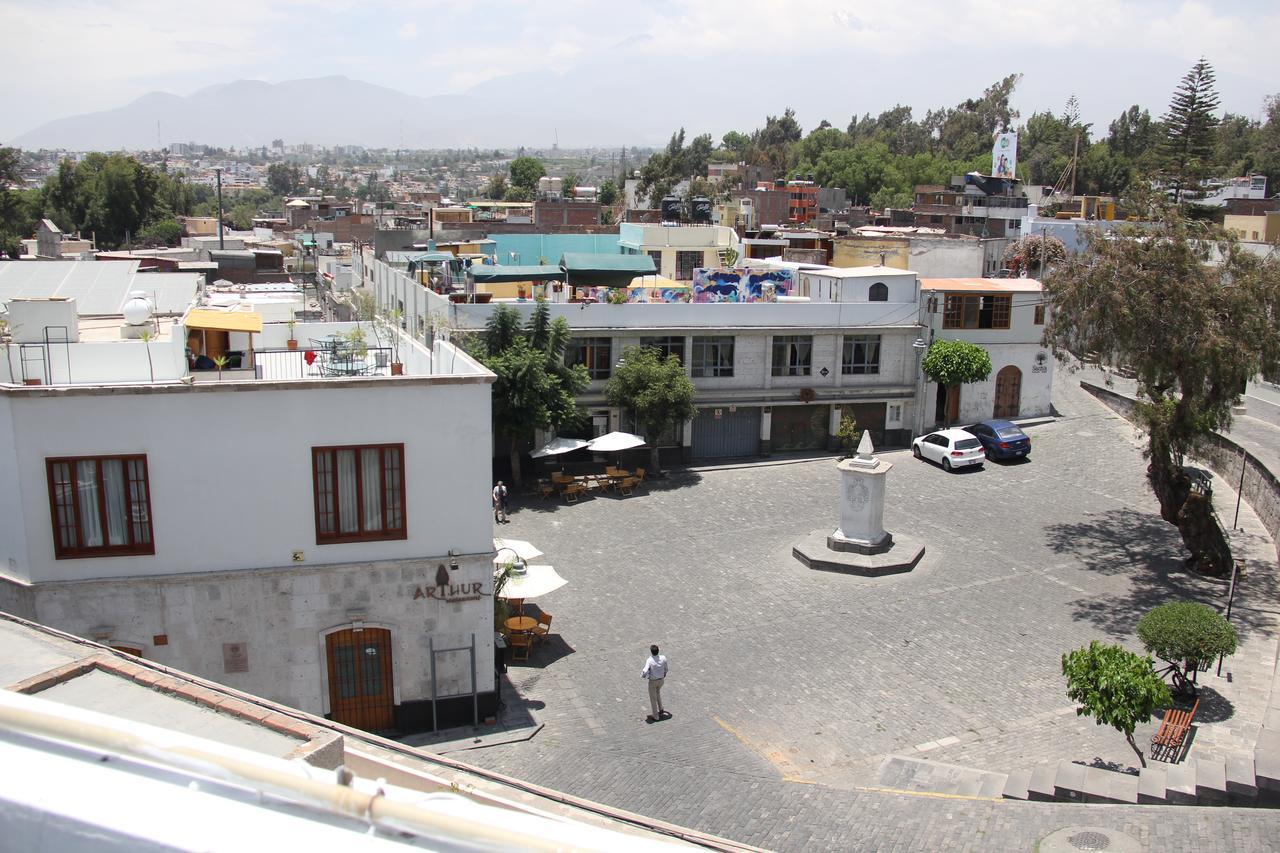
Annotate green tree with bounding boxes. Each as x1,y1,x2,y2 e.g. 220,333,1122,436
836,414,861,456
0,147,34,257
266,163,300,195
561,172,579,198
1001,234,1067,277
1160,58,1221,203
508,156,545,193
605,346,697,474
484,172,508,200
921,340,993,426
1062,641,1172,768
137,219,183,247
1137,601,1238,697
228,203,256,230
476,302,587,485
597,178,619,207
1044,216,1280,575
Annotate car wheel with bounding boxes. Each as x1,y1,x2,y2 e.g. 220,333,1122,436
913,445,922,459
942,458,952,472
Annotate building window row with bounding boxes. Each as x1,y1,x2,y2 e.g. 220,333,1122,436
46,444,407,559
640,336,685,364
675,250,701,280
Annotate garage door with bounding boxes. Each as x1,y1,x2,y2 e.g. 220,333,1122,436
771,404,830,451
692,406,760,459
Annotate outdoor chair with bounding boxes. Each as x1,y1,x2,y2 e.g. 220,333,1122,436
635,468,646,482
509,633,532,661
562,482,586,503
507,598,525,616
532,613,552,644
617,477,638,497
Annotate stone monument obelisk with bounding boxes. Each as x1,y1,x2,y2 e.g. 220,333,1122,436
792,431,925,575
831,431,892,553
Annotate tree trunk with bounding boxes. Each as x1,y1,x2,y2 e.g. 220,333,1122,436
1126,732,1146,768
508,436,523,486
649,444,662,477
1177,490,1233,577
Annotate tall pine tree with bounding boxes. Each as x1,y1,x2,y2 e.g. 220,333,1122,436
1160,58,1221,203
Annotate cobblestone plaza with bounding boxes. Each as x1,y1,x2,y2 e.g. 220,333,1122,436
464,376,1280,850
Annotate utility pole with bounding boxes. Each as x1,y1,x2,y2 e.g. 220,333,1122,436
1069,132,1079,198
214,167,225,249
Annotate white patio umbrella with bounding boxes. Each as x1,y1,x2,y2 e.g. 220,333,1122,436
587,431,646,453
530,436,589,458
493,537,543,562
497,564,567,600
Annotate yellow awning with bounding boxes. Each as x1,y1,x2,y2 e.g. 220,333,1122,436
184,308,264,333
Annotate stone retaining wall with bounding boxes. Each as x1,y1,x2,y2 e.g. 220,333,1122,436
1081,381,1280,563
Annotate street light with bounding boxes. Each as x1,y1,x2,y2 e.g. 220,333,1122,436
912,335,929,438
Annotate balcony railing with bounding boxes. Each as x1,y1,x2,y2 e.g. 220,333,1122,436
250,346,396,380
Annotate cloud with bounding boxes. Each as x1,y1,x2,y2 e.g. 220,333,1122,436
396,21,418,40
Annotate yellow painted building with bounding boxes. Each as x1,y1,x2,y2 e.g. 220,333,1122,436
1225,212,1279,243
830,236,911,269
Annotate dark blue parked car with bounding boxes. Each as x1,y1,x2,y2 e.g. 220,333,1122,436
965,419,1031,461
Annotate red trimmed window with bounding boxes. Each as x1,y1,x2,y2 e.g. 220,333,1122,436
47,455,154,559
312,444,406,543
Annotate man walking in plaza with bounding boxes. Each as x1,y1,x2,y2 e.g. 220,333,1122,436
641,644,669,722
492,480,509,524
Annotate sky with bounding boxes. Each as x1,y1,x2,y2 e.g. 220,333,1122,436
3,0,1279,146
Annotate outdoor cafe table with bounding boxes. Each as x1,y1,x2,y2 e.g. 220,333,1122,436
505,616,537,633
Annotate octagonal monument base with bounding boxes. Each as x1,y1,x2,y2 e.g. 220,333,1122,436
792,528,925,576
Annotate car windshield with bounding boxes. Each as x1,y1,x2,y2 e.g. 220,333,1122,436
996,428,1025,440
955,438,981,450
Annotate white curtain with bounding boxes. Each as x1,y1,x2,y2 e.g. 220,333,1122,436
361,448,383,532
100,459,128,546
75,461,104,547
337,450,359,534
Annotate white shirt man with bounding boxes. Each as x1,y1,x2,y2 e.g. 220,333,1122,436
641,645,669,722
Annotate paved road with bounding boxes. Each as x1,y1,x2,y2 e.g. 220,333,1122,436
456,374,1280,851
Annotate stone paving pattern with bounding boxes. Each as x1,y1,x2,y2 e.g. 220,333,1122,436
453,372,1280,850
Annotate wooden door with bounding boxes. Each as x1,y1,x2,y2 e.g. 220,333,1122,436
994,366,1022,419
326,628,395,731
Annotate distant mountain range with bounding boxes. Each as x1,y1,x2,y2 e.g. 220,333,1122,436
10,75,640,151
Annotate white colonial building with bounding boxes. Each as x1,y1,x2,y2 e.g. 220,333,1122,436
0,260,497,734
918,277,1052,429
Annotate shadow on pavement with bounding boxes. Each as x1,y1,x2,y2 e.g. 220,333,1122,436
1044,508,1277,636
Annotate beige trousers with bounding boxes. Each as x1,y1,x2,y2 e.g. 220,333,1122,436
647,677,665,716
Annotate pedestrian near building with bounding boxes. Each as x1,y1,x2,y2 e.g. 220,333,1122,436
641,644,669,722
492,481,509,524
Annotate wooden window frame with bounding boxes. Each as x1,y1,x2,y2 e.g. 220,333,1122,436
311,444,407,545
942,293,1012,330
46,454,155,560
1034,303,1046,325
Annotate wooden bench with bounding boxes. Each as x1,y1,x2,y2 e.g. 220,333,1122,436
1150,698,1200,763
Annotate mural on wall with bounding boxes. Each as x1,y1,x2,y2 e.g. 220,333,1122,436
691,268,794,303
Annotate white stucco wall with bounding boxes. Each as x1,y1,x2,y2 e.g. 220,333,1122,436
8,380,493,584
923,289,1053,422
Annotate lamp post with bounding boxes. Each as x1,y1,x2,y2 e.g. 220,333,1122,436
912,334,929,438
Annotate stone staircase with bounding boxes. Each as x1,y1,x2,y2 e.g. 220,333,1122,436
877,641,1280,808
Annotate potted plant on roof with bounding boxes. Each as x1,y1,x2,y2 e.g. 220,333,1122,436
286,319,298,350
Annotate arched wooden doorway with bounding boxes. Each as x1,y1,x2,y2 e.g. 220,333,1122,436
994,366,1022,419
325,627,395,731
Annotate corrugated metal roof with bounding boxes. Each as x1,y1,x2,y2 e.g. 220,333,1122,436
0,261,201,316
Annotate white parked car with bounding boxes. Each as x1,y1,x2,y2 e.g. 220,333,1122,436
912,428,986,472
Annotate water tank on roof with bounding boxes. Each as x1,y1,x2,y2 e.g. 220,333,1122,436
691,197,712,223
122,291,153,326
660,196,683,222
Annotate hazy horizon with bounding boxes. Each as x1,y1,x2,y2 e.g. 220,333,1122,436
4,0,1279,149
